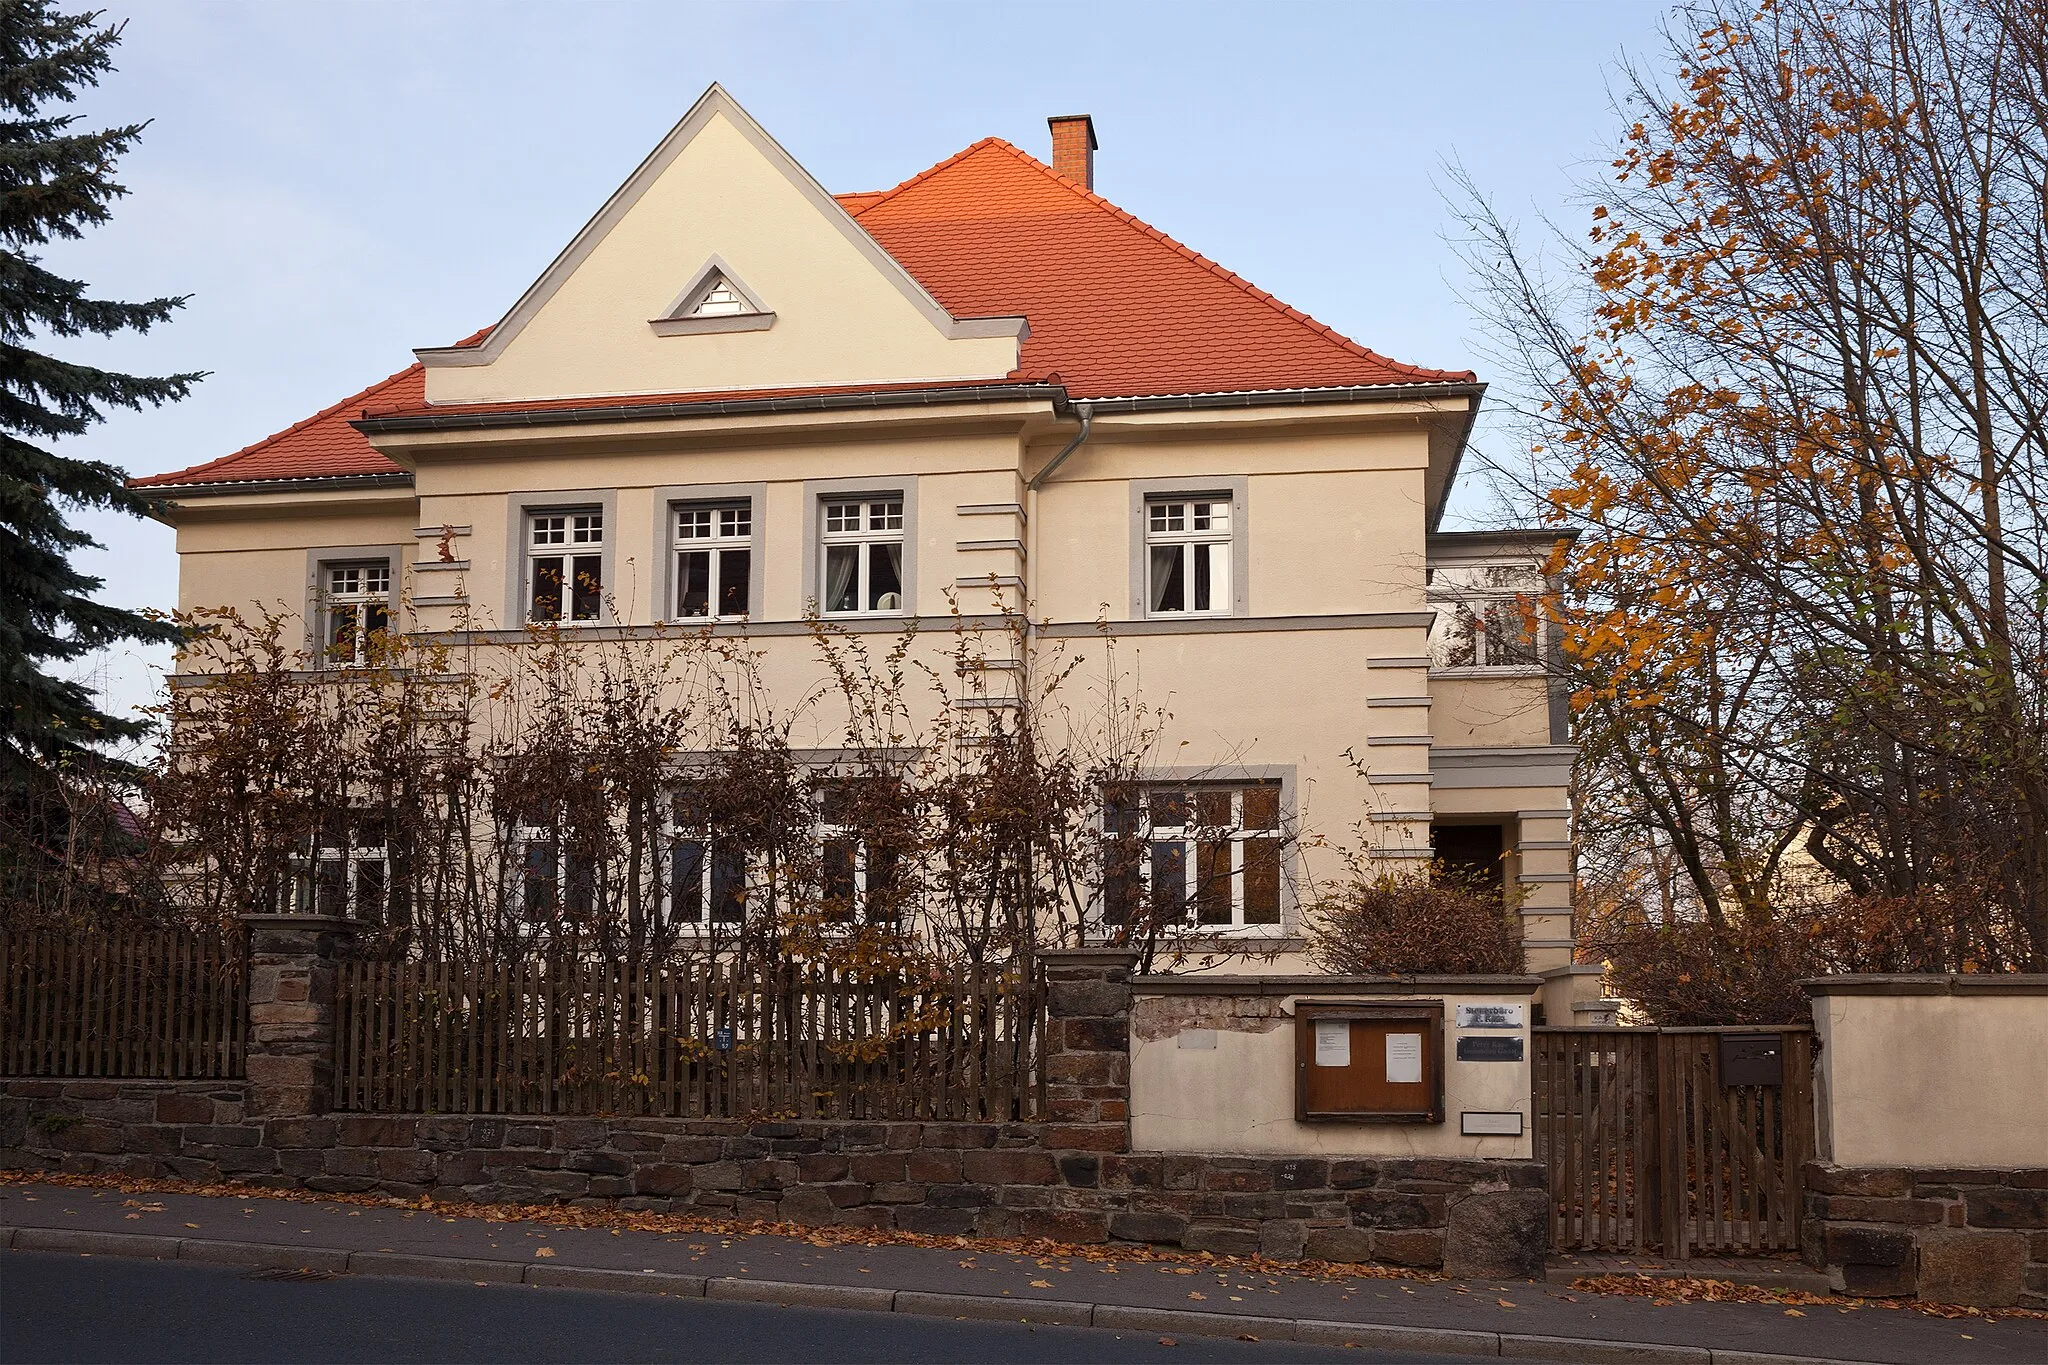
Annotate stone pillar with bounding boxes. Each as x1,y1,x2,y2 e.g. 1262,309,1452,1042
241,914,364,1118
1040,948,1139,1153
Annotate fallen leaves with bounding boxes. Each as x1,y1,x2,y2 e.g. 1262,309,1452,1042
533,1247,554,1258
1571,1274,2048,1323
1028,1279,1051,1289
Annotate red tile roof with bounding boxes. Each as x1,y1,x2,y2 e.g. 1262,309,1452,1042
842,139,1469,400
132,363,423,488
141,138,1470,489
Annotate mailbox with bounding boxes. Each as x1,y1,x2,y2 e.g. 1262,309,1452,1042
1719,1032,1784,1087
1294,1002,1444,1123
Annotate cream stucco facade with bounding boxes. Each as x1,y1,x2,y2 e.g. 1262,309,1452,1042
149,87,1576,1013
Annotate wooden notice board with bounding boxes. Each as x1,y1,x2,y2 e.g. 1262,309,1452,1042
1294,1002,1444,1123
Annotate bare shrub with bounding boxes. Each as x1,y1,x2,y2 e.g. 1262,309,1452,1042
1588,886,2017,1024
1305,868,1523,976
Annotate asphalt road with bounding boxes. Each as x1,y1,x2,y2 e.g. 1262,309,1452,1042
0,1252,1485,1364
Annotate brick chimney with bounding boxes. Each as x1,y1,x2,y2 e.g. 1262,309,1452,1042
1048,114,1097,190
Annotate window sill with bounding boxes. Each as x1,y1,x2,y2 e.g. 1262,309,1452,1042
1428,665,1547,679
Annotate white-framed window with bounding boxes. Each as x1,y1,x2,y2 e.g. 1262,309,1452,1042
668,789,747,928
819,497,905,616
1431,595,1540,669
1101,782,1283,930
526,508,604,624
672,502,752,620
816,778,900,923
289,822,390,919
511,806,597,922
321,561,391,668
1145,497,1231,616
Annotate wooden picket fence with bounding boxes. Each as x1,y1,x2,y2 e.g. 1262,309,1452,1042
0,927,247,1080
333,955,1045,1121
1532,1026,1814,1258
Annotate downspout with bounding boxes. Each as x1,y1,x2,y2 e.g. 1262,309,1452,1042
1027,403,1092,494
1023,402,1092,688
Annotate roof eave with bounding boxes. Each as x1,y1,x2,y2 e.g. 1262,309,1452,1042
132,471,417,502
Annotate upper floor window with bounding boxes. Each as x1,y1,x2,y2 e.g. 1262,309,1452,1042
820,497,904,616
322,561,390,668
1436,598,1540,669
673,502,752,620
527,509,603,623
1101,781,1283,931
1145,498,1231,616
1428,563,1544,671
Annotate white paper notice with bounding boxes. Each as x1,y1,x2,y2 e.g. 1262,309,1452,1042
1385,1033,1423,1084
1313,1019,1351,1067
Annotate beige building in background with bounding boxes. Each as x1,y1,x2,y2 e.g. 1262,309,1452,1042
140,88,1578,1016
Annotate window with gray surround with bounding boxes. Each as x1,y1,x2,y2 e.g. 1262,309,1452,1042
305,544,403,668
1128,477,1249,619
1100,766,1294,933
505,490,617,627
802,477,918,620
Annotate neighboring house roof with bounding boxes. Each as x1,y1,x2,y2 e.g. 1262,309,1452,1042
139,137,1472,490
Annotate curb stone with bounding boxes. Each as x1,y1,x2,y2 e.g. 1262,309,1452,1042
177,1240,353,1274
1293,1320,1503,1354
892,1289,1095,1326
0,1225,1899,1365
13,1228,181,1259
1502,1334,1710,1362
1093,1304,1299,1340
525,1265,707,1297
704,1277,896,1312
348,1251,524,1284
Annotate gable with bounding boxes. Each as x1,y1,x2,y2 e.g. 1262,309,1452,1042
420,85,1024,406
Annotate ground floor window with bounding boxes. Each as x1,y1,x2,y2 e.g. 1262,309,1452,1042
289,821,391,919
1102,781,1283,929
669,789,747,927
816,778,900,923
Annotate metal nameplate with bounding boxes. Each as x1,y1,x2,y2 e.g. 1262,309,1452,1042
1456,1004,1525,1030
1455,1036,1524,1063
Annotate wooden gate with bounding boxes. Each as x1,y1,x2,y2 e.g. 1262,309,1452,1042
1532,1026,1813,1258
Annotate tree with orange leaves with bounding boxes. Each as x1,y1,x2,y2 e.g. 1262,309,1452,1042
1453,0,2046,974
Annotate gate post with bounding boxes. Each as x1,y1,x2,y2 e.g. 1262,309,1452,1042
1039,948,1139,1153
240,914,364,1118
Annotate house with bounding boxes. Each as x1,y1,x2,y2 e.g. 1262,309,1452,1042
138,87,1580,1016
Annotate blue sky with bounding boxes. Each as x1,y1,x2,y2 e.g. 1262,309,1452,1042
48,0,1672,718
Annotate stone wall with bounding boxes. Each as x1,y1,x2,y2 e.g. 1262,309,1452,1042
0,1077,1546,1276
0,946,1547,1278
1803,1163,2048,1308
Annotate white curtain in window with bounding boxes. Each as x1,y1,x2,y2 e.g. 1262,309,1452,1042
825,544,858,612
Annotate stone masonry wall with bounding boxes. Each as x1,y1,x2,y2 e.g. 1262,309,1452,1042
0,945,1548,1278
0,1077,1547,1276
1804,1163,2048,1308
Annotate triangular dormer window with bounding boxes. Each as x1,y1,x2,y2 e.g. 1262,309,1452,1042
689,275,749,316
651,257,775,335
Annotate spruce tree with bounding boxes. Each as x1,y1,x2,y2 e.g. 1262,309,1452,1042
0,1,198,789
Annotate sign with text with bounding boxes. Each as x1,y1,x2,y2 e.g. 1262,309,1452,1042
1455,1035,1525,1063
1455,1004,1525,1030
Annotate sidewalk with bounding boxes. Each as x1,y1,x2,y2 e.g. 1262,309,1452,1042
3,1180,2041,1364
